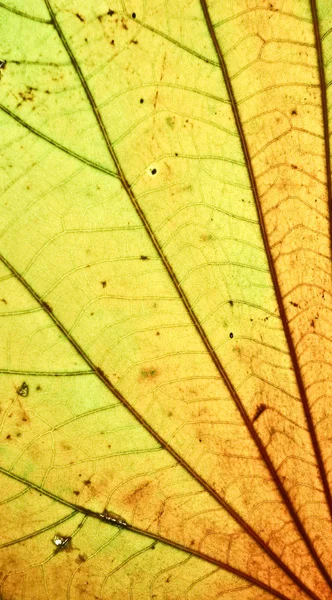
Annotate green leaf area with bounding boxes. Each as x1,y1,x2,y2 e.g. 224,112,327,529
0,1,332,599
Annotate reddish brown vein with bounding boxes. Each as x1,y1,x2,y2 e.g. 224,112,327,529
199,0,332,587
310,1,332,314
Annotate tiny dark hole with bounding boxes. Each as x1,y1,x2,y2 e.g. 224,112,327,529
229,332,233,338
140,98,144,103
151,168,157,175
132,12,136,18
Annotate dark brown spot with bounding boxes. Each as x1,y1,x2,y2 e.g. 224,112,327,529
76,554,87,564
107,9,114,16
101,281,107,288
290,301,299,307
73,490,80,496
229,300,234,306
6,434,11,440
41,300,53,312
132,12,136,18
76,13,84,21
151,168,157,175
83,479,91,486
96,367,106,379
291,109,297,115
0,298,7,304
18,382,29,397
140,255,149,260
253,403,267,423
36,385,42,391
291,164,298,169
140,98,144,103
229,332,233,339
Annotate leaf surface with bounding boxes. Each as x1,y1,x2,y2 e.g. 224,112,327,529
0,1,332,598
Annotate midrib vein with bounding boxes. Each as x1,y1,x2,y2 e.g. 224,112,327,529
0,1,324,597
199,0,332,590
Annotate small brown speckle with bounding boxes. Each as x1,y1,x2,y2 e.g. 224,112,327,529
76,13,84,21
140,255,149,260
76,554,87,564
101,281,107,288
140,367,158,380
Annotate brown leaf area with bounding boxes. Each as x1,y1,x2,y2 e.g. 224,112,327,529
0,0,332,599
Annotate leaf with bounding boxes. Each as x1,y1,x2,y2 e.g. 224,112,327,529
0,1,332,598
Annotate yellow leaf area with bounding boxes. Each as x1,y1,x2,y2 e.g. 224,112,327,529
0,0,332,598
